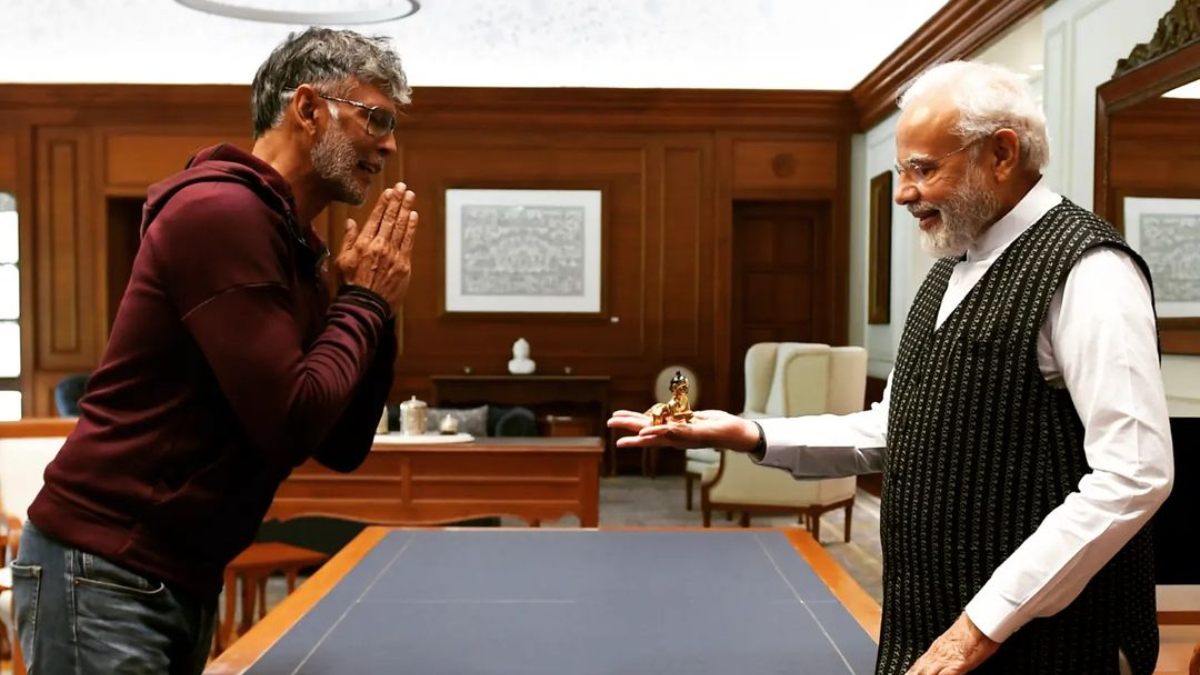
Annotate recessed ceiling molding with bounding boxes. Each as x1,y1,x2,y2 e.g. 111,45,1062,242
172,0,420,24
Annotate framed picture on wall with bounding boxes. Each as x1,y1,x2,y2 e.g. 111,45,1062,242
444,188,604,315
868,170,893,325
1121,195,1200,321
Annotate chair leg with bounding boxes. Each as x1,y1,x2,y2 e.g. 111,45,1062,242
739,512,750,528
811,513,821,542
215,570,238,654
684,474,694,511
702,507,712,528
843,503,853,543
256,579,268,621
238,573,258,638
725,511,733,521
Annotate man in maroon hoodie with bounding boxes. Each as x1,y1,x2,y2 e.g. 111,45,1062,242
11,27,416,674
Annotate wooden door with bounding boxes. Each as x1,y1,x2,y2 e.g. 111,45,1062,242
729,200,832,410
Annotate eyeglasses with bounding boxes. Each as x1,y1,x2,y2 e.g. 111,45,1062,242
283,88,396,138
893,135,988,185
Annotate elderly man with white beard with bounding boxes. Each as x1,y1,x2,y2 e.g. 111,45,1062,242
610,61,1173,675
12,28,418,674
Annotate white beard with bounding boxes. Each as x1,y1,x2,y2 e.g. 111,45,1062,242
916,166,1003,258
311,122,365,206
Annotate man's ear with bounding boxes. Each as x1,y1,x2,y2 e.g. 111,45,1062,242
291,85,321,136
991,128,1021,182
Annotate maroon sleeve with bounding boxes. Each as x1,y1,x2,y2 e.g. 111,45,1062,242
145,182,390,470
312,316,397,472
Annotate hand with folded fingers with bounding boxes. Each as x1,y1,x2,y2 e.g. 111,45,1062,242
337,181,420,310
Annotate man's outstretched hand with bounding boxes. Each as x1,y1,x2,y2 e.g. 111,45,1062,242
607,409,760,452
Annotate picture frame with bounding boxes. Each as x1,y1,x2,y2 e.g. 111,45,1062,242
1121,195,1200,321
868,170,893,325
443,188,604,315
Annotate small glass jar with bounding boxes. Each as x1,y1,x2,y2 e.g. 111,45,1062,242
399,395,427,436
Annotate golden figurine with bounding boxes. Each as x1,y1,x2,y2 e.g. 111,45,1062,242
646,371,694,426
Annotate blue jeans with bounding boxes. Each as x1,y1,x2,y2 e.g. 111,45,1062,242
12,521,217,674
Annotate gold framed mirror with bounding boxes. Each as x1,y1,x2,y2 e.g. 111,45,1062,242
1094,0,1200,354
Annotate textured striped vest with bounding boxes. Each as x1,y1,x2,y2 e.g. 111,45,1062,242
877,200,1159,675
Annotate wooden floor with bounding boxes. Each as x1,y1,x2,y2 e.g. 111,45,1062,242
1156,626,1200,674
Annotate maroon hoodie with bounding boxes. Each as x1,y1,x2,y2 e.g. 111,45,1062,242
28,144,396,597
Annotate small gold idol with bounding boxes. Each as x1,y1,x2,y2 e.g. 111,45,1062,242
646,371,694,426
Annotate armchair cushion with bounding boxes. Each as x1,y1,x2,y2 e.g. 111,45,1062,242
684,447,720,465
426,405,489,437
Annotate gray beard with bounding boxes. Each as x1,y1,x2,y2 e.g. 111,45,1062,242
916,167,1003,258
311,123,365,206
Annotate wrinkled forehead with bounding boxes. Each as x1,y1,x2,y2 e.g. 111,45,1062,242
342,78,401,113
896,94,960,159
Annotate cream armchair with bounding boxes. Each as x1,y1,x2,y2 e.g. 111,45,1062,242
683,342,777,508
688,343,867,539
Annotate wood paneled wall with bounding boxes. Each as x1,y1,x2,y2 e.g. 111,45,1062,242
0,85,854,417
1105,96,1200,217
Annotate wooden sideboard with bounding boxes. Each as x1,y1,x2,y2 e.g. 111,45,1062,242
431,375,616,472
270,436,603,528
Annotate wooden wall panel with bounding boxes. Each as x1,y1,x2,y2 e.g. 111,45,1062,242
731,139,838,192
0,135,16,191
105,133,250,188
1107,98,1200,209
399,141,648,367
35,127,97,372
659,146,706,361
0,85,855,422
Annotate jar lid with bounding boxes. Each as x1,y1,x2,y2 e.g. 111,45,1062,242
399,395,426,409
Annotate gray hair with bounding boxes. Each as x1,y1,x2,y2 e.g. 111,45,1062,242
898,61,1050,173
251,27,410,138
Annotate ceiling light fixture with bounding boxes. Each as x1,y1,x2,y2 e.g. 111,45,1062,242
173,0,420,24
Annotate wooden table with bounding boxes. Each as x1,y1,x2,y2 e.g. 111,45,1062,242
269,436,603,527
205,528,881,675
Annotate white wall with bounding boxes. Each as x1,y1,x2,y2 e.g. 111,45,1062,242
1043,0,1200,416
848,134,867,351
851,109,930,380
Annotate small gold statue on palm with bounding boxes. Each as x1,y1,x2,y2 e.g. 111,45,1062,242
646,371,694,426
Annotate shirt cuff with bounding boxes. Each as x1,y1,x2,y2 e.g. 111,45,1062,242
753,417,800,470
339,284,394,321
964,587,1024,643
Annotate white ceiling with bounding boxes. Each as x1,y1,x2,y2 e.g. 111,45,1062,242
0,0,953,89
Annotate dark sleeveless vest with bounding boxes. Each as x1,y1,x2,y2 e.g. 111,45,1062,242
877,200,1160,675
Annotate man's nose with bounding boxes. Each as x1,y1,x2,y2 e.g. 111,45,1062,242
895,180,919,206
377,132,397,156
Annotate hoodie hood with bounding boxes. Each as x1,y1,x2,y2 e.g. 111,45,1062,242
140,144,297,238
